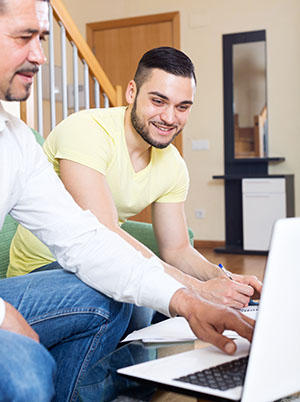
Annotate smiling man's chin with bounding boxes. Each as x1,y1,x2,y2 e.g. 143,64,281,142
149,130,182,149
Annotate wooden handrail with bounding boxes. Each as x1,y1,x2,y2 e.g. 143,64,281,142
51,0,121,107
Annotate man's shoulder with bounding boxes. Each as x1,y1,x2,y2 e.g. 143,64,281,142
0,105,37,148
73,106,125,124
88,106,126,132
54,106,126,138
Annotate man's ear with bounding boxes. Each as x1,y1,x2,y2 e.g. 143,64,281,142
125,80,137,105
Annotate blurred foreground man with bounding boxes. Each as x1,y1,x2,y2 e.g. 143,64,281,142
0,0,254,401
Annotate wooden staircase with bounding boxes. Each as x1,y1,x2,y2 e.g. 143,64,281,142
21,0,122,135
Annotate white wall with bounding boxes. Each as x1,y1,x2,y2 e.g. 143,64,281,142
62,0,300,240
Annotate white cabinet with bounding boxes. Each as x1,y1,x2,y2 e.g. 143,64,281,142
242,178,286,251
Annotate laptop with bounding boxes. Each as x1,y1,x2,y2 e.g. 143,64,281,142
118,217,300,402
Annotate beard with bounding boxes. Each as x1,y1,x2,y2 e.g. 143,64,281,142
5,64,39,102
130,98,182,149
5,83,32,102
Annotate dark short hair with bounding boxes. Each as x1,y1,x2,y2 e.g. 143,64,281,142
0,0,49,14
133,46,196,91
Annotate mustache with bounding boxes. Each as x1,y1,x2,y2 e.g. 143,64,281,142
15,64,39,76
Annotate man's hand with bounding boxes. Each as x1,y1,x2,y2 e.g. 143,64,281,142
1,302,39,342
231,274,262,300
169,288,254,354
188,276,256,309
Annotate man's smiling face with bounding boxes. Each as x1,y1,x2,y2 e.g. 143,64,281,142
129,68,195,149
0,0,49,101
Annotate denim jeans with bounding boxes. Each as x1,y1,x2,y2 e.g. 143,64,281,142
36,261,156,338
0,329,56,401
0,269,132,402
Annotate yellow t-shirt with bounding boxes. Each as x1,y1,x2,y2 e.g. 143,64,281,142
8,107,189,277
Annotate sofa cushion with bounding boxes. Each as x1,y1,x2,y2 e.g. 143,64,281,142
0,216,19,278
121,220,194,258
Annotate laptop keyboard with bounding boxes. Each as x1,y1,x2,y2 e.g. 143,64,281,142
174,356,249,391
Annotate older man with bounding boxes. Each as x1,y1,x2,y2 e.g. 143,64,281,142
0,0,254,401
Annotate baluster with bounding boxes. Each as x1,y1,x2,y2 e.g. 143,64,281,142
93,78,100,108
59,22,68,119
83,60,90,109
103,92,109,108
71,42,79,112
36,66,44,137
48,5,56,130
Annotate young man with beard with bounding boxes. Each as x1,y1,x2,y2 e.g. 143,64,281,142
9,47,261,331
0,2,256,401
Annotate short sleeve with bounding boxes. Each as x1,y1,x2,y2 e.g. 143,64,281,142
43,110,114,176
156,150,190,203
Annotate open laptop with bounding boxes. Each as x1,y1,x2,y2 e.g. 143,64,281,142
118,217,300,402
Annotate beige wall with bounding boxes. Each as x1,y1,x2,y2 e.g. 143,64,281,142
62,0,300,241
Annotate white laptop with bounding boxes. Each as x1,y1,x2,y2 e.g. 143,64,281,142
118,218,300,402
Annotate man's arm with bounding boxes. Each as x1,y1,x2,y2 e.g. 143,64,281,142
58,160,206,283
8,137,255,353
59,158,262,309
59,159,170,259
0,300,39,342
59,159,259,308
152,201,262,308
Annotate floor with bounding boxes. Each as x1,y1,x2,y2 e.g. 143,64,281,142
194,246,267,282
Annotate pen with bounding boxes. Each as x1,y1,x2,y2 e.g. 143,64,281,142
218,263,233,280
218,263,259,307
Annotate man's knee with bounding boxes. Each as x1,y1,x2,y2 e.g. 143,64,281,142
47,270,133,330
0,330,56,402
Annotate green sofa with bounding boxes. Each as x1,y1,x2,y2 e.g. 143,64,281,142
0,129,194,279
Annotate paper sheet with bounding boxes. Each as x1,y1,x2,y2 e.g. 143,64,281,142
122,306,258,343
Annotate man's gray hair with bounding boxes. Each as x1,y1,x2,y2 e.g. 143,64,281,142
0,0,49,14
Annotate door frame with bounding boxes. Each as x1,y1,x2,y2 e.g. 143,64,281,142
86,11,181,154
86,11,180,51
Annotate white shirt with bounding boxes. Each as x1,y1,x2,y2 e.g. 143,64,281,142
0,103,184,325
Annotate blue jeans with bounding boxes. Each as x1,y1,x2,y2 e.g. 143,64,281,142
0,329,56,401
36,261,156,338
0,269,132,402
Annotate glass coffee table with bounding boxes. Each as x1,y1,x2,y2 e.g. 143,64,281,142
78,340,300,402
78,340,200,402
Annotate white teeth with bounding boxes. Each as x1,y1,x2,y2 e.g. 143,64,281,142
152,123,173,131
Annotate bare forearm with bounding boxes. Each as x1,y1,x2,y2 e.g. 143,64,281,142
111,225,211,293
162,246,262,308
161,245,223,281
114,225,201,289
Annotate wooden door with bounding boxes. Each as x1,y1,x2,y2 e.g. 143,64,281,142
87,12,180,223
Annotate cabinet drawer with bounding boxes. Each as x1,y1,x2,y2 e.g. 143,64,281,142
242,178,285,194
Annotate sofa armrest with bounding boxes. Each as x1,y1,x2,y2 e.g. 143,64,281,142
0,216,18,278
